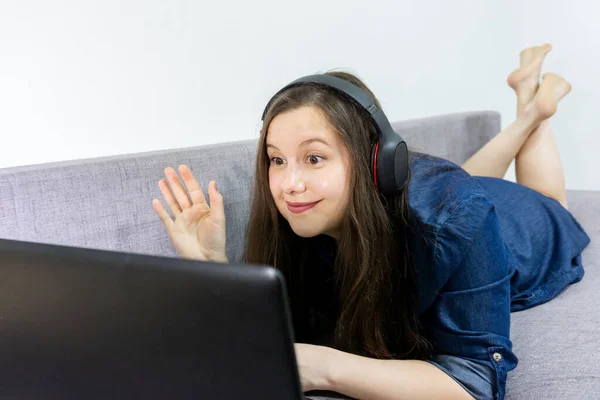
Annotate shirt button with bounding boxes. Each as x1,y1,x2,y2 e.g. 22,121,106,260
493,352,502,363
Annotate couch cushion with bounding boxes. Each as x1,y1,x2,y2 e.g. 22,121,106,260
506,190,600,399
0,111,597,399
0,111,500,262
0,139,258,262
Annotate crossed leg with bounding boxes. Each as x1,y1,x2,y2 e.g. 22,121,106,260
460,44,570,209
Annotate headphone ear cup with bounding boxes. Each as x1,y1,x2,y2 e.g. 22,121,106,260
370,141,380,192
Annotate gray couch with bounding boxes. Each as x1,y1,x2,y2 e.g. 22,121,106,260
0,111,597,399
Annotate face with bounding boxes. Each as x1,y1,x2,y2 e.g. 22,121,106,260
266,106,351,239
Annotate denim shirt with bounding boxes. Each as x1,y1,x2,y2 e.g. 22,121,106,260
407,152,517,399
303,152,518,400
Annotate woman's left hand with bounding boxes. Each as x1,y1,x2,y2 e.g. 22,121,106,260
294,343,341,392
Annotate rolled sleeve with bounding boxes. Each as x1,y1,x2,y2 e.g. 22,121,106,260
426,195,518,400
427,355,495,399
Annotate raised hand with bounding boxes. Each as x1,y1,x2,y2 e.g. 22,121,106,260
152,165,227,262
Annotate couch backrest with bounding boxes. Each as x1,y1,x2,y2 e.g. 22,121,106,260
0,111,500,262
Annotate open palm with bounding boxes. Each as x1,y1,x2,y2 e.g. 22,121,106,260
152,165,227,262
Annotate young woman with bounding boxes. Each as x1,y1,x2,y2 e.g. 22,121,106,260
152,44,591,400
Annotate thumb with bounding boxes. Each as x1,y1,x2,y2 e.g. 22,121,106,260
208,180,225,228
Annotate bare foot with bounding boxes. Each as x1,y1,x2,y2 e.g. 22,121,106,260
524,73,572,121
507,44,553,101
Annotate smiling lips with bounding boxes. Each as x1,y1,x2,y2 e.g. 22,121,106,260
286,200,321,214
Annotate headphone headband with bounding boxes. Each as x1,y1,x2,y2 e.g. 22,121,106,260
261,74,381,120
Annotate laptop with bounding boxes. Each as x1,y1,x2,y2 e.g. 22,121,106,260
0,238,304,399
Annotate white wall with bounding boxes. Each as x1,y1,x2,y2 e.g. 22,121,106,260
0,0,597,190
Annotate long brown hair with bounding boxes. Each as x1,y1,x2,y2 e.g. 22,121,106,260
244,71,432,360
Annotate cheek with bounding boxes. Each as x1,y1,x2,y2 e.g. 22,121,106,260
312,168,349,202
268,170,282,197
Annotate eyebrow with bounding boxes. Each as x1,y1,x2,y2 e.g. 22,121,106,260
266,137,332,151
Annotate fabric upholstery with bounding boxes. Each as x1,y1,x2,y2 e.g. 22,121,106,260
0,111,597,399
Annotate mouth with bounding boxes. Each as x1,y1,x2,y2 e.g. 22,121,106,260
286,200,321,214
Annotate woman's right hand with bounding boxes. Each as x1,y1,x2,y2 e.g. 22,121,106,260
152,165,228,263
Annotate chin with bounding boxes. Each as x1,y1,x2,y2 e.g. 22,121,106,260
290,226,321,238
287,222,325,238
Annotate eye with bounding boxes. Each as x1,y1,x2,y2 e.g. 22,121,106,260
307,154,325,165
269,157,285,166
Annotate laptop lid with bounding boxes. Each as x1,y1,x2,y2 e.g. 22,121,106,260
0,238,304,399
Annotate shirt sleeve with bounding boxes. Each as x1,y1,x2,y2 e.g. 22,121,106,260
424,194,518,400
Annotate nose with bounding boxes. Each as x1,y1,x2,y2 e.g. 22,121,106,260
281,164,306,194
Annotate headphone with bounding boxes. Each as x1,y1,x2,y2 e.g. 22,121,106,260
261,74,409,197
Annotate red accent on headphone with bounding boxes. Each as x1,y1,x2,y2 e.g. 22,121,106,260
373,142,380,191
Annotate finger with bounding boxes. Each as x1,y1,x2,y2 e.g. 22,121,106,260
158,178,182,216
164,167,192,209
178,164,208,207
152,198,175,229
207,180,226,228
